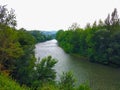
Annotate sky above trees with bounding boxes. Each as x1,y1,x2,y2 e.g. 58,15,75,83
0,0,120,30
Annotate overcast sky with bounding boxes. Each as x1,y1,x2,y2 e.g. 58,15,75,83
0,0,120,30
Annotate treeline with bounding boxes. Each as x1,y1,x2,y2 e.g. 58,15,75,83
29,30,54,43
56,8,120,66
0,5,90,90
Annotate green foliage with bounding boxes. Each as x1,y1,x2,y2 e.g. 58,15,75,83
0,73,30,90
37,83,59,90
59,71,76,90
56,8,120,66
77,83,91,90
32,56,57,89
29,30,46,43
0,24,23,74
29,30,54,43
0,6,36,86
56,30,74,53
11,29,36,86
18,29,36,46
35,56,57,81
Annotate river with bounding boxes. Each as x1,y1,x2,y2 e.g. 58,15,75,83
35,39,120,90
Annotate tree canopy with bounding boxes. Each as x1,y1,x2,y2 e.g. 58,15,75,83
56,8,120,66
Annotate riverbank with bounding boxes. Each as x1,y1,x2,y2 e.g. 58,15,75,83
71,53,120,68
71,54,88,60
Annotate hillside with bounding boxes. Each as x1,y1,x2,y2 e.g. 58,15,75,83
0,74,29,90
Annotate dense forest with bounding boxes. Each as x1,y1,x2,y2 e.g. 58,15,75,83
0,5,90,90
56,8,120,66
28,30,56,43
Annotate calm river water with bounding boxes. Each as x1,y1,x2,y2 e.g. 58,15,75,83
35,39,120,90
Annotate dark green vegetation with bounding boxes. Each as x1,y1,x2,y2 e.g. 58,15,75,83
0,73,30,90
41,31,57,39
29,30,55,43
0,5,90,90
56,8,120,66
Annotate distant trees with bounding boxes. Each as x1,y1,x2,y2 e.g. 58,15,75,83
29,30,47,43
56,8,120,66
29,30,54,43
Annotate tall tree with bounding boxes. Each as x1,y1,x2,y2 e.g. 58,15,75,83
12,29,36,85
68,23,80,30
105,14,111,26
111,8,119,25
0,24,23,74
0,5,17,27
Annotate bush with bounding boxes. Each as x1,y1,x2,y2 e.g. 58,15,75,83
59,71,76,90
32,56,58,89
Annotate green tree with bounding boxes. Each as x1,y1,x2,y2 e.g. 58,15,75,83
0,5,22,74
0,24,23,74
29,30,46,43
0,5,17,27
56,8,120,66
59,71,76,90
111,8,119,25
108,30,120,65
32,56,57,89
11,29,36,85
68,23,80,30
